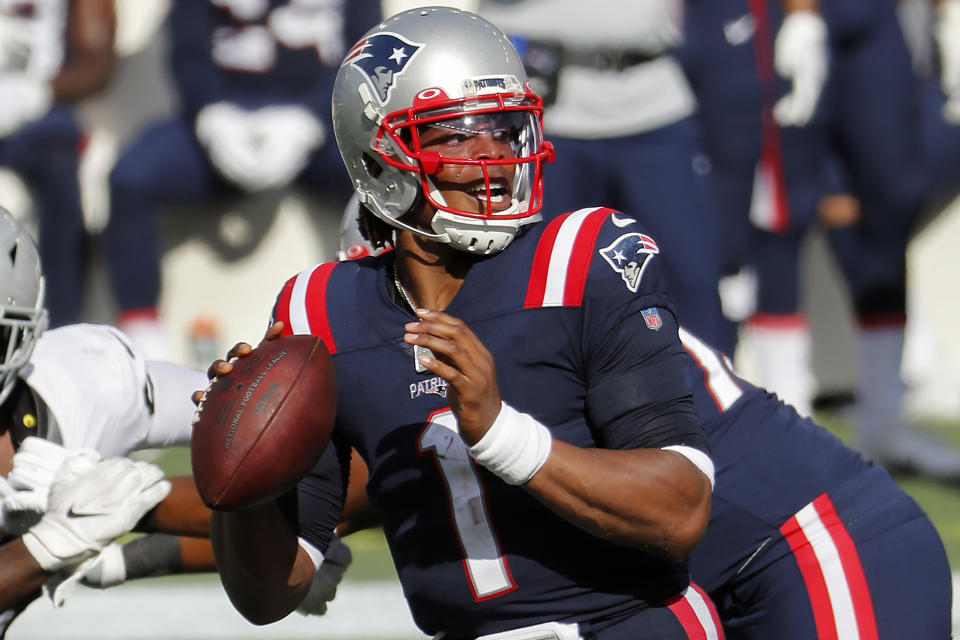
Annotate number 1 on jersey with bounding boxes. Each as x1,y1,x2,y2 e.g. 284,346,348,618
418,409,517,600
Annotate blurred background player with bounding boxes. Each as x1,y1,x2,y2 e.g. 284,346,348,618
0,0,116,328
679,0,829,416
475,0,733,354
101,0,381,359
682,0,960,479
0,206,210,635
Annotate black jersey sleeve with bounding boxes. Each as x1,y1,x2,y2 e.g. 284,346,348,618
585,306,707,451
579,214,709,453
278,435,350,554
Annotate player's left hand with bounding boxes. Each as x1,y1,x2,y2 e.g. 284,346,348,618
937,0,960,123
773,10,828,127
403,310,501,445
3,438,101,534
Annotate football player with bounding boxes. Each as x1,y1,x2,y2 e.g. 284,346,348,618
0,207,206,635
682,0,960,480
0,0,116,327
208,8,718,639
333,201,953,638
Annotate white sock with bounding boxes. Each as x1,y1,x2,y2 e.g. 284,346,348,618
741,314,813,416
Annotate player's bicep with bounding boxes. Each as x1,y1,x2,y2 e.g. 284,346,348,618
585,306,708,452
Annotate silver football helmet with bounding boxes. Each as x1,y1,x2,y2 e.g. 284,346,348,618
0,208,47,405
332,7,554,255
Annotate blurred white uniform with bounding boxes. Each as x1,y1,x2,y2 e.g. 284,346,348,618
18,324,205,456
478,0,694,138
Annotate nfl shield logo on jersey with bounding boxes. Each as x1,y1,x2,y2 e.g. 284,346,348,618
599,232,660,293
343,32,423,105
641,307,663,331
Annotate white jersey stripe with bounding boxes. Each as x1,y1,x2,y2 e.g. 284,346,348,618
795,501,860,638
542,208,601,306
684,586,721,640
288,266,318,335
679,327,743,411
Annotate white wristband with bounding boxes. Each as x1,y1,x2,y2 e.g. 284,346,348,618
468,402,552,485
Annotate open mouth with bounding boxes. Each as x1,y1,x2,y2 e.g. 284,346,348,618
465,178,512,211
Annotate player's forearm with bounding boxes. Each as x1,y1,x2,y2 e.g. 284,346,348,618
210,502,313,625
524,442,711,561
137,476,211,537
0,539,49,611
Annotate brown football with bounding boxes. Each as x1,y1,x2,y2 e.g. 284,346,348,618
190,334,336,510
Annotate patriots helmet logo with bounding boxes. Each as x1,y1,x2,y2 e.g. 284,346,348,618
599,232,660,293
342,32,424,105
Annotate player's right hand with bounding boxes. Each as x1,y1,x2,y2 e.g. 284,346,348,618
191,322,284,406
22,457,171,572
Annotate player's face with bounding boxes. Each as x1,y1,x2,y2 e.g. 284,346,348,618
417,112,520,216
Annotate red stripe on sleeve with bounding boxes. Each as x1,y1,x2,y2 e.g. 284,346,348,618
524,212,570,308
780,512,839,640
812,495,879,640
305,262,338,354
666,591,708,640
562,207,611,306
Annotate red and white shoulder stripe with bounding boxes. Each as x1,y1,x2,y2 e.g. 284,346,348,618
524,207,615,308
273,262,338,354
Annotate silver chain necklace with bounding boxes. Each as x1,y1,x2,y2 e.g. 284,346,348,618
393,263,432,373
393,263,416,312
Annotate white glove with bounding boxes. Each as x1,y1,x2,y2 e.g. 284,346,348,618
47,542,126,608
78,542,126,588
21,457,171,572
296,536,352,616
5,437,100,515
937,0,960,123
195,102,264,191
246,105,325,191
773,11,828,127
0,74,53,138
195,102,324,192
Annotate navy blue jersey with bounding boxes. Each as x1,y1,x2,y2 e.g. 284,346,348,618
679,332,951,638
272,208,710,637
168,0,380,117
679,329,871,591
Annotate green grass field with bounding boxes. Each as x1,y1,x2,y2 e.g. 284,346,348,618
150,409,960,579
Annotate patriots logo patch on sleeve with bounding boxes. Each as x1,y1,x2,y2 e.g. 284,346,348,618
342,32,423,105
599,232,660,293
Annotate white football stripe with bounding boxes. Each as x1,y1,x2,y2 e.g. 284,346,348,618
794,501,860,638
